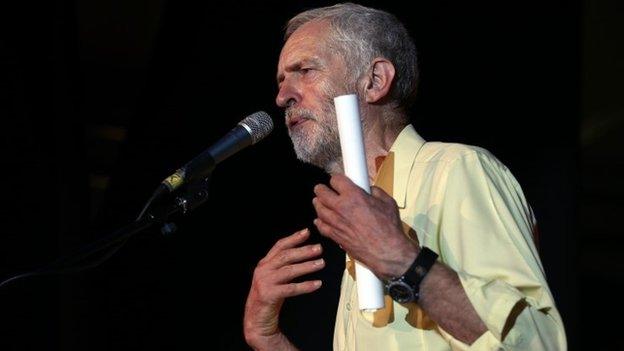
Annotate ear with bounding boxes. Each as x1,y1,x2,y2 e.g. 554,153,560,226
362,58,396,104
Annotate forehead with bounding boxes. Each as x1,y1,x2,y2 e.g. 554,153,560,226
277,20,335,70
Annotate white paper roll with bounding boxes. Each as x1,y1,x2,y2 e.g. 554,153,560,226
334,94,385,312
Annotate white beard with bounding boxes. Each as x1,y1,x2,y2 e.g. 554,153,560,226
287,107,343,173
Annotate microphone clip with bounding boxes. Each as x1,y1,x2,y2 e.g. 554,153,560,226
174,174,212,215
138,172,213,236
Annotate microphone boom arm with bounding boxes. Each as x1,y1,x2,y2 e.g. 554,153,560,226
0,173,213,289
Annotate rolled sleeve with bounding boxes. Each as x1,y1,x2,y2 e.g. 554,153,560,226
457,271,525,342
431,148,566,350
436,271,566,350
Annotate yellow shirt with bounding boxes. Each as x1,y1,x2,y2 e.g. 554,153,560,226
333,125,566,350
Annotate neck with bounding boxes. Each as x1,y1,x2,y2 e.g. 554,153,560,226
362,119,404,181
327,109,407,182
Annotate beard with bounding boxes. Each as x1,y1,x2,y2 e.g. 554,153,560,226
286,104,342,173
285,88,344,173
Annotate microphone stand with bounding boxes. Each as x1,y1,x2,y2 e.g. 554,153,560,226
0,175,213,289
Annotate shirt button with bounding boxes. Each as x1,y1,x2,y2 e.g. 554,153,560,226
346,302,351,311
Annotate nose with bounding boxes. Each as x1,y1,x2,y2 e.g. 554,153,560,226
275,77,301,108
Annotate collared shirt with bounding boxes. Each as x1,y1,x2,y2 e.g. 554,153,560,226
333,125,566,350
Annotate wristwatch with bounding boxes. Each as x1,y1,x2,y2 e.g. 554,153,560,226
386,247,438,303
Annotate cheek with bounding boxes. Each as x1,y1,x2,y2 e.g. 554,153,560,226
304,80,340,122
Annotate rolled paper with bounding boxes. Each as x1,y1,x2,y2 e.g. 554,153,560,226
334,94,385,312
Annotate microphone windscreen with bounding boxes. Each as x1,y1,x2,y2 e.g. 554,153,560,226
239,111,273,144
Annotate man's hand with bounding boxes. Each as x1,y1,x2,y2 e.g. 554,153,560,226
243,228,324,350
312,174,418,279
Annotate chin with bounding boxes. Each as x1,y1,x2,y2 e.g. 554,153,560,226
289,130,318,156
292,142,317,163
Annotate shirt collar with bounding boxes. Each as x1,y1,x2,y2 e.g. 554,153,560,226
372,125,426,208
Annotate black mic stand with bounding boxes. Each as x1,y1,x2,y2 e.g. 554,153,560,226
0,174,213,288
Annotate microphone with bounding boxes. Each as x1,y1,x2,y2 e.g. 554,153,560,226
161,111,273,193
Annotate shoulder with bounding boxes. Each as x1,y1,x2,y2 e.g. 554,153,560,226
417,141,500,167
413,141,517,187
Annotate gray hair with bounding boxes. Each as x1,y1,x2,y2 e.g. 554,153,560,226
285,3,419,109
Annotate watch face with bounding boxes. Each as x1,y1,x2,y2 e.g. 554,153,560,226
388,281,415,303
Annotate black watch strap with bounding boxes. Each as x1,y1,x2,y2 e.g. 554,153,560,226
403,247,438,294
387,247,438,303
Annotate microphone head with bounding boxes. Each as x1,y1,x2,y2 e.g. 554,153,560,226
239,111,274,144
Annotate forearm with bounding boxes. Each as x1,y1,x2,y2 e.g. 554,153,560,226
450,271,567,350
418,262,487,344
243,302,299,351
245,332,299,351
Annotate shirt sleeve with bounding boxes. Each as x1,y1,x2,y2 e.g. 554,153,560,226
433,149,567,350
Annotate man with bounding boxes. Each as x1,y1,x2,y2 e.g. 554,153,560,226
243,3,566,350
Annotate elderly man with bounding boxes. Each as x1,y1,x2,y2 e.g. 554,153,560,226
243,3,566,350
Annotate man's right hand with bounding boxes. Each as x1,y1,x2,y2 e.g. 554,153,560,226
243,228,325,350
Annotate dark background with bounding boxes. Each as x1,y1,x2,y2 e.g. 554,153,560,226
0,0,621,349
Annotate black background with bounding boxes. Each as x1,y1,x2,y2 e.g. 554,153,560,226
0,0,621,349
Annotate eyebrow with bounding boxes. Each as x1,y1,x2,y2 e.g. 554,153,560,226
276,57,322,84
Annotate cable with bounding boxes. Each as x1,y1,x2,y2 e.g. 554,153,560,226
0,271,44,289
136,184,168,221
0,180,180,289
0,200,159,289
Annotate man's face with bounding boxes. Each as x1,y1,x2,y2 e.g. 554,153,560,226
276,21,352,172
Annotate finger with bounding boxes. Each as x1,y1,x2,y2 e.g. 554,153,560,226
329,174,358,194
313,184,340,208
276,280,323,298
312,198,343,229
274,258,325,283
266,228,310,259
265,243,323,270
314,218,341,245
